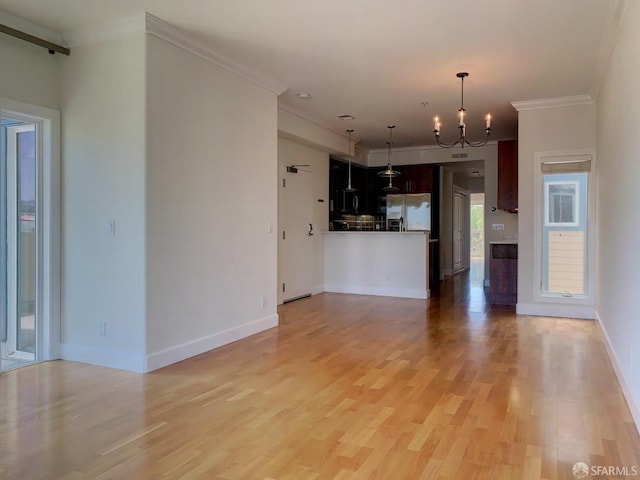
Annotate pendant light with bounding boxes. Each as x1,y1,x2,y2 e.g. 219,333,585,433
378,125,401,178
343,129,357,192
382,175,399,192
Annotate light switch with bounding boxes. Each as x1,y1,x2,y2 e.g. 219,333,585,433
107,220,116,235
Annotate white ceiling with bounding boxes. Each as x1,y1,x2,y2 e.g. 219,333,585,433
0,0,621,149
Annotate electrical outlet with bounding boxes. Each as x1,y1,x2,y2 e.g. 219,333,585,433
260,296,267,308
99,321,107,337
492,223,505,231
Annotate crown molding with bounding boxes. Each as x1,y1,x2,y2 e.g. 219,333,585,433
63,13,145,47
590,0,629,99
368,141,497,155
63,12,287,95
0,8,67,46
511,95,595,112
144,13,287,95
278,104,362,144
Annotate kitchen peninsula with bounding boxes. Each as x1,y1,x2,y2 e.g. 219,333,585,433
326,158,440,300
323,231,437,299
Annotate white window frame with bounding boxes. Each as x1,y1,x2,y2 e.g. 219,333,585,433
0,98,61,363
533,150,595,308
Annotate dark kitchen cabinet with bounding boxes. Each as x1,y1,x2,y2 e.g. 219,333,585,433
489,243,517,305
329,158,367,216
370,164,432,195
401,164,433,193
497,140,518,212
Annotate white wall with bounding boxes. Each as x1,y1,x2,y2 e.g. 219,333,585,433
277,137,329,297
0,34,60,110
515,103,596,315
59,35,147,371
145,35,278,370
595,0,640,427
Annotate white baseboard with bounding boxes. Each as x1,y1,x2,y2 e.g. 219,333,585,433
516,302,595,319
145,314,278,372
594,311,640,435
60,343,146,373
311,285,324,295
324,283,428,300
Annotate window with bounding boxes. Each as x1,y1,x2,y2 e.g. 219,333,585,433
542,173,587,295
534,151,594,307
545,181,578,226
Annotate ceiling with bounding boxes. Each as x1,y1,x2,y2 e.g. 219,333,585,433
0,0,621,149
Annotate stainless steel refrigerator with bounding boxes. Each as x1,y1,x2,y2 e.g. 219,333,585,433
386,193,431,231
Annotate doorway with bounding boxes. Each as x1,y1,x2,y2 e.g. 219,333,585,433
452,190,467,273
1,118,37,370
278,164,313,304
469,193,485,286
0,101,60,373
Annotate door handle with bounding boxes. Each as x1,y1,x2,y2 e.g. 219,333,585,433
308,223,314,236
353,195,359,212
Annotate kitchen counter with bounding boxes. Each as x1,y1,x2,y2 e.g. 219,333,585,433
489,240,518,244
323,231,431,299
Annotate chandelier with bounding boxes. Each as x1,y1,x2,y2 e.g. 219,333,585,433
433,72,491,148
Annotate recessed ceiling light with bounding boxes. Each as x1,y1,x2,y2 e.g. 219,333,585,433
297,93,311,100
337,114,355,121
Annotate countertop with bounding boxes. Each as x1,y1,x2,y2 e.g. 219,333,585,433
323,231,429,236
489,240,518,245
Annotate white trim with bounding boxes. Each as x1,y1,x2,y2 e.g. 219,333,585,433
533,149,596,307
0,98,61,363
60,343,146,373
63,12,287,95
516,302,594,320
595,311,640,434
0,8,67,46
590,0,630,99
278,105,359,145
144,13,287,95
145,314,278,372
64,13,146,47
324,284,428,300
368,140,498,155
511,95,594,112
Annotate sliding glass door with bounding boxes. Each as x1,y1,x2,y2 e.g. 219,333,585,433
1,118,38,370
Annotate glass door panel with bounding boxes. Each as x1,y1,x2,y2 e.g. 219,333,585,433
1,119,37,371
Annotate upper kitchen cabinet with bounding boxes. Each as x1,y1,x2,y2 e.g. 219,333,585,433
329,158,367,215
404,164,433,193
497,140,518,212
390,164,433,194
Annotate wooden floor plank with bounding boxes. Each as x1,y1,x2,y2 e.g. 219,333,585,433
1,272,639,479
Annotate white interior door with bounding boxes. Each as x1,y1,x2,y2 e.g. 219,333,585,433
279,165,313,303
453,192,465,273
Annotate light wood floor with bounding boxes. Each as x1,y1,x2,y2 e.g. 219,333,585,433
1,273,639,479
